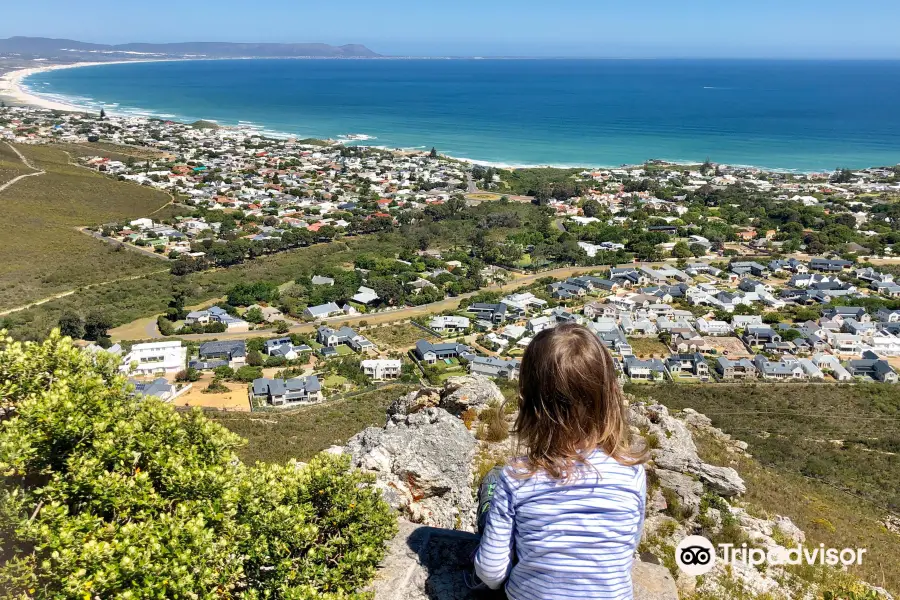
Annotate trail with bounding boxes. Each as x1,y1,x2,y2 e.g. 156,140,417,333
0,141,45,194
0,269,169,317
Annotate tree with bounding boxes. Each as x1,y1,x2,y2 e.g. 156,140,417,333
0,331,396,599
246,350,265,367
582,199,602,218
671,241,692,259
689,243,708,258
429,147,438,158
244,306,265,324
84,311,112,341
273,319,290,334
234,365,264,382
99,107,106,119
58,311,85,339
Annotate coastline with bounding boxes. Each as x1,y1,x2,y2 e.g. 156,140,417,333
0,59,184,114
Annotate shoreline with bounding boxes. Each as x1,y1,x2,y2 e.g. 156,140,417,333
0,60,864,175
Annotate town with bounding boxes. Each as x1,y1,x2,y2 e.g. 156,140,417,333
2,104,900,412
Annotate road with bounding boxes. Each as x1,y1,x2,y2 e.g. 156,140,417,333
110,264,608,342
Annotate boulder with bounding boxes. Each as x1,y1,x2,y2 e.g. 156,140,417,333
690,463,746,497
633,559,680,600
440,375,505,415
773,515,805,545
346,408,476,530
654,469,703,516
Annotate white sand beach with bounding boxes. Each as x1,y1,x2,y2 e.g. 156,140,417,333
0,60,177,113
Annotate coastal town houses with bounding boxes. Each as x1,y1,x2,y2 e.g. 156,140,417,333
251,376,323,407
317,326,377,355
360,359,402,380
263,337,313,360
119,341,187,376
185,306,249,332
715,357,758,380
190,340,247,370
429,315,471,333
469,356,521,380
414,340,476,364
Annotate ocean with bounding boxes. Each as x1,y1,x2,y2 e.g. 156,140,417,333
23,58,900,171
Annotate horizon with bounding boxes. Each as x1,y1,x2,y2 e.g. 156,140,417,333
3,0,900,59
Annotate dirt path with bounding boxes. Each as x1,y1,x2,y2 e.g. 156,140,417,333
0,141,45,194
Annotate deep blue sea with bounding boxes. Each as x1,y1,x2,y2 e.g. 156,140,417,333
24,58,900,171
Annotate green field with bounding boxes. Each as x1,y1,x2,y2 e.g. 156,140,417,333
627,337,670,358
628,382,900,595
0,141,33,185
0,144,170,311
366,323,437,349
209,384,412,464
627,383,900,512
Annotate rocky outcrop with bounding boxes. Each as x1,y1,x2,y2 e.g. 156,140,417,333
369,519,678,600
388,375,503,418
346,407,477,530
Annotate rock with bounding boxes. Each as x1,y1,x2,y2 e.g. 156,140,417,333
681,408,712,428
654,469,703,516
370,521,679,600
388,387,441,416
347,408,476,530
440,375,504,415
690,463,746,497
773,515,805,545
633,559,680,600
883,514,900,535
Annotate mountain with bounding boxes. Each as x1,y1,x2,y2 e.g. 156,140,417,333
0,36,381,58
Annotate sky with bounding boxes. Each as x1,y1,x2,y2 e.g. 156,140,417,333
2,0,900,59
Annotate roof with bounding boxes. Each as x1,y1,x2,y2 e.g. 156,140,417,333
199,340,246,358
306,302,341,316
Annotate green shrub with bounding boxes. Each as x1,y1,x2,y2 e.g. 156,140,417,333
0,330,397,599
234,365,263,382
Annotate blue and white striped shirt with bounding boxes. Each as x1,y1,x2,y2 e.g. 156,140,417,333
474,450,647,600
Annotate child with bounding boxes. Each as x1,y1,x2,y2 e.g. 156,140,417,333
473,323,648,599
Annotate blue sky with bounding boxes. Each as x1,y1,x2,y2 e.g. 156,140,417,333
3,0,900,58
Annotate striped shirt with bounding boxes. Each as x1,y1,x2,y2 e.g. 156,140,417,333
474,450,646,600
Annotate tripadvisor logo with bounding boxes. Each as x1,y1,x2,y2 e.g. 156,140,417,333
675,535,867,576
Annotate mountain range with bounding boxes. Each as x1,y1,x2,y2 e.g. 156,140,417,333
0,37,380,58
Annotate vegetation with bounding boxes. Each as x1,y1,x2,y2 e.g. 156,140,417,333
0,331,396,599
210,384,414,464
627,383,900,512
0,144,170,311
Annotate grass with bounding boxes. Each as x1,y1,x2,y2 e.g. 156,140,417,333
0,141,33,185
692,427,900,597
0,144,170,311
626,383,900,513
323,375,348,387
366,323,437,349
627,337,670,358
209,384,413,464
1,233,406,342
334,344,353,356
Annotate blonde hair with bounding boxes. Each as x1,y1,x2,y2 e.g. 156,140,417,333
512,323,647,480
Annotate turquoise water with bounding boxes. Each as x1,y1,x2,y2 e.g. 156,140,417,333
24,58,900,171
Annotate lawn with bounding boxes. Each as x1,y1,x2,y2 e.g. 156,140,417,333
366,323,437,349
323,375,348,387
209,384,413,464
334,344,353,356
626,337,670,358
0,144,170,311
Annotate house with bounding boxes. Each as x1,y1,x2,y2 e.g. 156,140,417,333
846,351,899,383
665,353,710,379
810,257,853,272
822,307,870,324
732,315,764,330
317,326,376,354
548,281,586,299
429,315,471,333
414,340,474,364
185,306,249,332
469,356,521,380
743,326,781,347
467,303,508,324
119,341,187,375
351,286,380,305
715,357,758,380
812,353,852,381
527,316,553,334
263,337,312,360
752,355,806,380
876,308,900,323
303,302,343,319
623,356,667,381
696,318,732,336
191,340,247,370
730,261,768,277
129,378,177,401
361,359,402,380
251,376,323,406
311,275,335,286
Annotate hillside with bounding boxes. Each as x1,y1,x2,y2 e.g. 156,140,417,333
0,36,381,58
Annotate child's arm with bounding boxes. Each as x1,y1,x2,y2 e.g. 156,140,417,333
473,472,516,589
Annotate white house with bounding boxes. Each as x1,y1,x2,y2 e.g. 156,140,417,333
696,318,732,336
429,315,471,333
361,359,402,380
119,341,187,375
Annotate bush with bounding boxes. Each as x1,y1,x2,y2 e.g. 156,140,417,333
0,330,397,598
157,315,175,336
234,365,263,382
213,365,235,379
204,377,230,394
175,367,201,382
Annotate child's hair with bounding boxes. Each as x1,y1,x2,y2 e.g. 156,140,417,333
513,323,647,480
